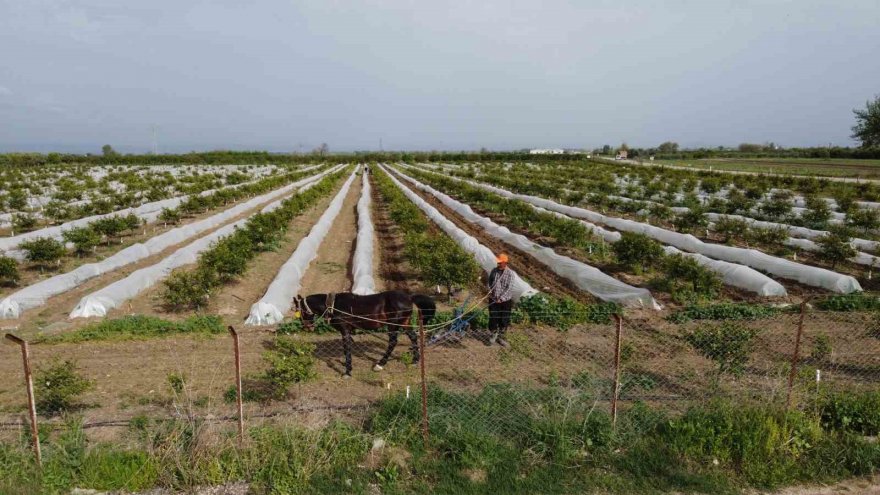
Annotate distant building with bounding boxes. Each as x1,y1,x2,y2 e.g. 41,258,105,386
616,150,628,160
529,148,565,155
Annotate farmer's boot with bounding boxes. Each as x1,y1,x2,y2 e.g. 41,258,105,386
496,328,509,348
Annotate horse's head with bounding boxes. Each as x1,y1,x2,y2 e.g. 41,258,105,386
294,294,318,330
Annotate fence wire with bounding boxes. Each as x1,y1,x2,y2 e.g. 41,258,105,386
2,297,880,443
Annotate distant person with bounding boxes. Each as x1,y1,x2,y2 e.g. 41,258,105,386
364,164,371,175
487,253,515,347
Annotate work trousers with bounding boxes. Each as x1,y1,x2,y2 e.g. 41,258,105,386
488,299,514,333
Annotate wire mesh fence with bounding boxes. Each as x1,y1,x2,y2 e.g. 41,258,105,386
2,296,880,450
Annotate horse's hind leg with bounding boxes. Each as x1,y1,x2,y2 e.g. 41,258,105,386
374,331,399,371
342,329,354,378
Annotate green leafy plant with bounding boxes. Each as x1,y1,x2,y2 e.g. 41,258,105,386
653,254,721,304
811,334,832,362
261,336,317,400
0,255,20,286
668,303,779,323
62,226,101,255
34,360,93,415
612,232,664,272
816,226,857,268
684,322,758,383
20,236,66,269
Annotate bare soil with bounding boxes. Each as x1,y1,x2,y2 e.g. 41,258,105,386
298,174,361,295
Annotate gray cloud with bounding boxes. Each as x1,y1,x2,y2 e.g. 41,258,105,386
0,0,878,153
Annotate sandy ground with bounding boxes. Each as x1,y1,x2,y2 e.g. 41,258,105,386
298,173,361,295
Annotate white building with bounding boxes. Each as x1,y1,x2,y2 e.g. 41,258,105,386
529,148,565,155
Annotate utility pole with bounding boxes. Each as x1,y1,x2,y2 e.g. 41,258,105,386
151,125,159,155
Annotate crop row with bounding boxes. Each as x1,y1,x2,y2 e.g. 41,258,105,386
161,170,347,310
423,163,876,281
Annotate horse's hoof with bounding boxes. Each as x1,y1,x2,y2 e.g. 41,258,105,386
372,364,384,372
342,373,352,380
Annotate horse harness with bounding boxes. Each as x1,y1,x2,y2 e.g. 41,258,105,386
323,292,337,320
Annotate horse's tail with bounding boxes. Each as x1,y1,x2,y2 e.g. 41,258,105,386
411,294,436,326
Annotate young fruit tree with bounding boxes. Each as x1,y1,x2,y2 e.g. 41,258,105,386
852,94,880,148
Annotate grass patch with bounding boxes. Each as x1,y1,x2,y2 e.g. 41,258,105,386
3,385,880,494
36,314,224,344
815,293,880,312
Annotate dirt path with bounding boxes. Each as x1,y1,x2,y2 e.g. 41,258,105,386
297,173,361,295
4,189,307,339
370,173,421,294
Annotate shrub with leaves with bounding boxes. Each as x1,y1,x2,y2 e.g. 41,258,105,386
612,232,664,273
654,254,721,304
20,236,66,268
158,207,181,225
161,268,215,310
62,226,101,255
261,337,316,399
404,233,480,297
668,303,779,323
34,360,93,415
11,213,38,232
816,226,857,268
685,322,758,381
713,216,749,243
0,255,20,286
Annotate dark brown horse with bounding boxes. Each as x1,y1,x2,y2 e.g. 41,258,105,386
293,290,436,377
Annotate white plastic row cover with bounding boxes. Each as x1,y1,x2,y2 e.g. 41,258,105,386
379,165,539,302
67,169,338,319
352,172,377,295
0,166,340,320
245,170,359,325
389,166,660,309
425,168,861,294
0,164,326,256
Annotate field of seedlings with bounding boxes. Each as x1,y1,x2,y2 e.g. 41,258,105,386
2,157,880,493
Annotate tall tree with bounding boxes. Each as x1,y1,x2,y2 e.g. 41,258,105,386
101,144,118,156
657,141,679,153
852,95,880,148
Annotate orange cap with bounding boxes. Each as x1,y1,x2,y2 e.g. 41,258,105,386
495,253,509,263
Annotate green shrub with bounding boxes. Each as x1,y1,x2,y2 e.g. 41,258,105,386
158,207,181,224
161,268,215,309
262,336,316,399
0,255,20,286
654,254,721,304
816,226,857,268
34,360,93,415
517,295,618,329
612,232,664,272
820,391,880,435
684,322,758,380
20,236,66,268
62,226,101,255
668,303,779,323
12,213,38,232
712,216,750,243
816,293,880,311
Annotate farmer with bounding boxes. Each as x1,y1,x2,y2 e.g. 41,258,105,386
487,253,515,347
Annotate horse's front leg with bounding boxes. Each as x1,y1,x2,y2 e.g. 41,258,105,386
374,331,399,371
405,327,420,364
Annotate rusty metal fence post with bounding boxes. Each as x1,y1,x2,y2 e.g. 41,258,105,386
5,333,41,468
611,314,623,427
786,300,809,410
418,317,429,445
227,326,244,442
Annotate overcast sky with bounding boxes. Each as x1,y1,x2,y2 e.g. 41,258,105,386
1,0,878,153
